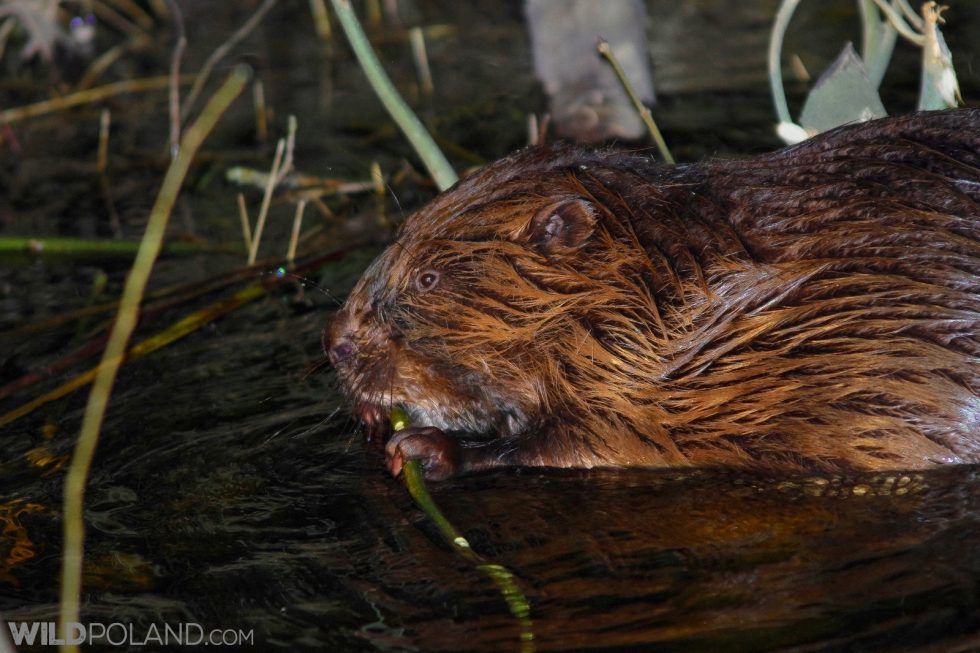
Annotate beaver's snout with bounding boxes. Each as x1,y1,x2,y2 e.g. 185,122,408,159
328,340,355,366
325,297,379,370
323,315,355,367
326,331,355,367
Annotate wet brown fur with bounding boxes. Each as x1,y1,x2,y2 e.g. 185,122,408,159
328,109,980,474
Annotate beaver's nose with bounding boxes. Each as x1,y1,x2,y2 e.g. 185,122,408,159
324,315,357,366
328,338,355,366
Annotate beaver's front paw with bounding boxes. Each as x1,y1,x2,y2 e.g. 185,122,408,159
385,426,460,481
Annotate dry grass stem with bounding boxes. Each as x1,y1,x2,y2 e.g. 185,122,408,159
237,192,253,253
0,16,17,61
596,38,673,164
97,109,122,237
248,137,286,265
366,0,382,27
253,79,269,142
104,0,155,29
409,26,433,97
96,110,111,174
78,35,153,90
275,115,298,186
0,76,194,125
165,0,187,156
287,200,307,266
370,161,384,196
92,0,148,39
147,0,169,19
309,0,332,42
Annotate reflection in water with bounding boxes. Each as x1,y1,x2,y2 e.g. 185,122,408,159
358,465,980,652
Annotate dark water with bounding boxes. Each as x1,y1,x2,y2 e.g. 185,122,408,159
2,1,980,651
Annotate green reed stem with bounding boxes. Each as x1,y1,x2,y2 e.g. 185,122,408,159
768,0,802,126
58,65,250,653
329,0,457,191
391,407,534,651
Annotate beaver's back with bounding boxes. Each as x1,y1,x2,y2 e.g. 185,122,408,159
654,110,980,469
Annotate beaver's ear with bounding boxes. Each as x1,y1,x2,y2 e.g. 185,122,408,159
526,198,596,255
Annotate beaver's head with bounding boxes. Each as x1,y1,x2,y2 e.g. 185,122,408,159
325,146,677,450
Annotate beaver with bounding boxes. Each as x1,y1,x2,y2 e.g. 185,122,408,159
326,109,980,480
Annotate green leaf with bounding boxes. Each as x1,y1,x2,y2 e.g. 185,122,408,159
800,42,887,135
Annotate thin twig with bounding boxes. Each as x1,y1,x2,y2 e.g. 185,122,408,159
59,65,249,653
596,38,673,164
180,0,278,121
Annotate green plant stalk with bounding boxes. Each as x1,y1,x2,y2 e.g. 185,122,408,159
859,0,898,88
596,39,673,165
870,0,925,44
768,0,803,126
391,407,535,651
402,461,474,556
58,65,250,653
329,0,457,192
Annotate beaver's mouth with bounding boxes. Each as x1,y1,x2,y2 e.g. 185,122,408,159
353,401,392,446
352,394,529,447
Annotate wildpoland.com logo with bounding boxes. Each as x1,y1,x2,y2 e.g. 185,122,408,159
6,621,254,647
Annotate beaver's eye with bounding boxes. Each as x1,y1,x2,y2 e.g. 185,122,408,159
415,269,441,292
